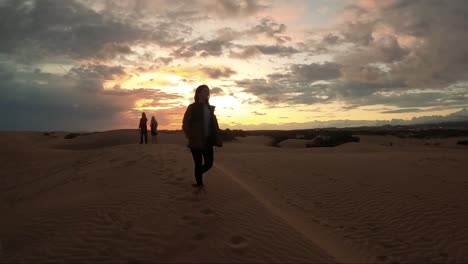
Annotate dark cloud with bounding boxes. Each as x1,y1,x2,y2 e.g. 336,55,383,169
200,67,236,79
171,16,295,60
0,0,189,61
236,60,467,109
339,64,390,84
65,64,127,93
229,46,261,59
95,43,133,60
155,57,174,66
172,39,232,58
342,21,375,46
206,0,268,18
0,62,183,131
236,79,282,103
0,67,122,131
255,45,299,56
210,87,225,96
238,63,343,105
230,45,299,58
336,0,468,89
381,108,424,114
0,0,136,59
247,18,290,43
289,62,341,83
322,33,341,45
336,35,409,68
195,40,228,57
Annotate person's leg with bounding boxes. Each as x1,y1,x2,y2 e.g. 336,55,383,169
190,148,204,186
144,132,148,144
140,132,143,144
201,145,214,173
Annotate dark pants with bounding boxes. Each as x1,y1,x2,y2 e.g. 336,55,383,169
140,130,148,144
190,146,214,186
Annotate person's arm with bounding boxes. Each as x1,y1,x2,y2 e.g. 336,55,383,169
138,119,141,129
182,105,192,138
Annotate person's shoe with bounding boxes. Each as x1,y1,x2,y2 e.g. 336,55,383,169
192,183,203,188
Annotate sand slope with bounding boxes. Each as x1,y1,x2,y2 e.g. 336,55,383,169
216,137,468,263
1,130,468,263
0,131,333,263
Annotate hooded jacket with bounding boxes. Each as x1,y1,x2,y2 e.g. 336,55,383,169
182,102,222,149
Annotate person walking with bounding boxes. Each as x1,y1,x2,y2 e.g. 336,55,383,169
139,112,148,144
150,116,158,144
182,84,222,188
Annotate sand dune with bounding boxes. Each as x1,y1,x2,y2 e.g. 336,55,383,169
1,130,468,263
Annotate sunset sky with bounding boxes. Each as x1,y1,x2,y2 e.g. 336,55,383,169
1,0,468,131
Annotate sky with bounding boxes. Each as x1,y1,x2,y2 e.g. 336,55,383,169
1,0,468,131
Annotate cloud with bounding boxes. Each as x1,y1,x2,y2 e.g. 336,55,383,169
230,45,299,58
334,0,468,89
95,43,134,60
205,0,269,18
66,64,127,92
0,0,189,62
321,33,341,45
246,17,291,43
172,39,231,58
289,62,342,83
200,67,236,79
238,62,343,105
0,0,134,59
210,87,225,96
381,108,424,114
0,62,183,131
236,79,282,103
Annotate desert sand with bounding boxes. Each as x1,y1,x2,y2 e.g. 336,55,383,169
1,130,468,263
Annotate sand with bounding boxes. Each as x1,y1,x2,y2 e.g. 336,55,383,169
1,131,468,263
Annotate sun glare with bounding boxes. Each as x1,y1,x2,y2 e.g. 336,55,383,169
210,95,241,111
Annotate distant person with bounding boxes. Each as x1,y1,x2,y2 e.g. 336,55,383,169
139,112,148,144
183,84,222,188
150,116,158,144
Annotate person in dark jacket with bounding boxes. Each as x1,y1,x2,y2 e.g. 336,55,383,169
182,84,222,187
139,112,148,144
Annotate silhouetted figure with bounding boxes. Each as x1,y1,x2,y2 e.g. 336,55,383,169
150,116,158,144
183,84,222,188
139,112,148,144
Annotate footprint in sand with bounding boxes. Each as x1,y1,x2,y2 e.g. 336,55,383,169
377,255,388,262
228,235,248,249
181,215,193,221
169,181,181,186
175,195,189,201
200,208,214,216
123,160,137,167
123,221,133,230
189,219,200,226
192,232,206,241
